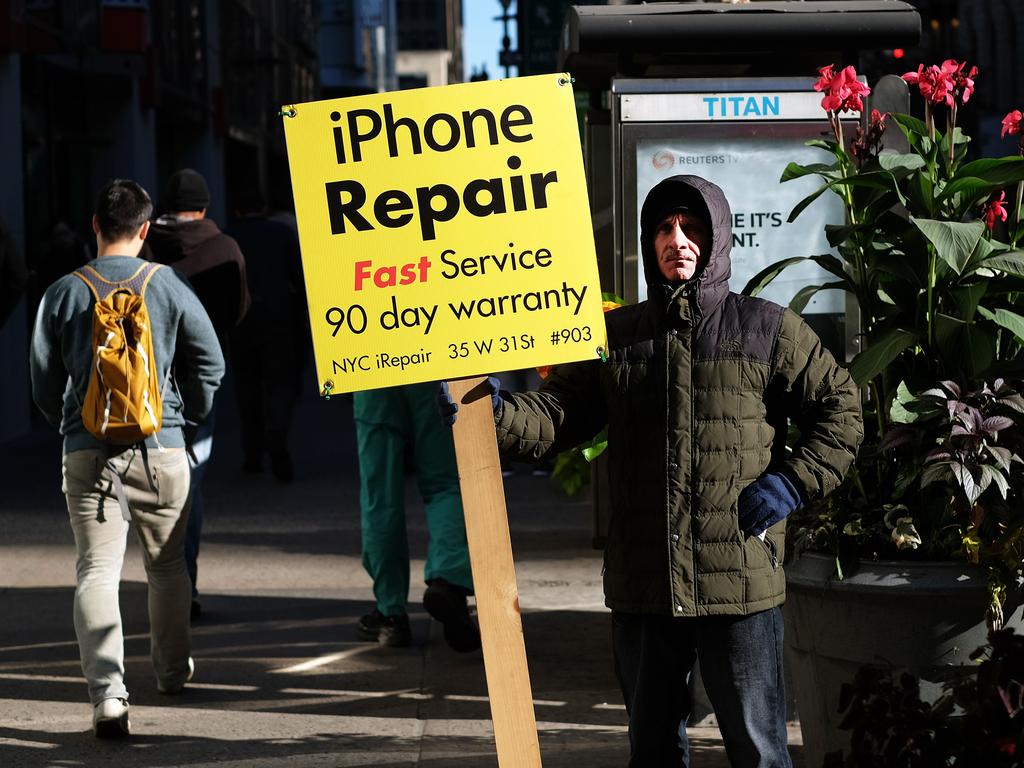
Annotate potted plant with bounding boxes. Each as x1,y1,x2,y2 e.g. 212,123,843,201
744,61,1024,765
827,628,1024,767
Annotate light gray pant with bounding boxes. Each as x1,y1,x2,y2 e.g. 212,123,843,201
63,446,193,705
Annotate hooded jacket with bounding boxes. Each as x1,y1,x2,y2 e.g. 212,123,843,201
143,217,250,346
495,175,863,616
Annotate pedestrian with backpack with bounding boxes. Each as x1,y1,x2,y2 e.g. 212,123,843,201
29,179,224,737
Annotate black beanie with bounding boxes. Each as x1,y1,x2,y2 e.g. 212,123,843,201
162,168,210,212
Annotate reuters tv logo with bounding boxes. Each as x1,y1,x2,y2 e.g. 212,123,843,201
651,151,675,170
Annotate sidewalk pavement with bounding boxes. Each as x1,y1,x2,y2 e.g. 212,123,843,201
0,382,805,767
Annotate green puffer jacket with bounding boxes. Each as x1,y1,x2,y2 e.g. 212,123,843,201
495,175,863,617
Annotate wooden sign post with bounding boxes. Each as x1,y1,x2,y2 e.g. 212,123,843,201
449,376,542,767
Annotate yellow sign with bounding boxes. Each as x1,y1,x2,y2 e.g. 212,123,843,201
282,74,607,394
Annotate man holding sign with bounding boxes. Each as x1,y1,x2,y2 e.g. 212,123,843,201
447,175,863,766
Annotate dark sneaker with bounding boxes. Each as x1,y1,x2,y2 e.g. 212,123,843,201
357,610,411,647
423,579,481,653
241,459,263,474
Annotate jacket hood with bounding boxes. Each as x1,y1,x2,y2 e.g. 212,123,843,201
145,217,226,275
639,175,732,319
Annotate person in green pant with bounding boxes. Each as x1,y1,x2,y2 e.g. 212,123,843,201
353,382,480,651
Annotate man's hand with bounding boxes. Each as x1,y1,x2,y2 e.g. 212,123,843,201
737,472,802,538
437,377,501,426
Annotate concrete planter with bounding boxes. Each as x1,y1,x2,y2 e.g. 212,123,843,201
784,552,1022,768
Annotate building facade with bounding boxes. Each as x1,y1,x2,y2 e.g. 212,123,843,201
0,0,318,442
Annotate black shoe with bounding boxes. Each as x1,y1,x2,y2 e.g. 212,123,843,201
423,579,481,653
357,609,411,647
270,450,293,483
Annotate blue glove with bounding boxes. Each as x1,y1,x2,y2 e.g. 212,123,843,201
737,472,802,538
437,377,501,426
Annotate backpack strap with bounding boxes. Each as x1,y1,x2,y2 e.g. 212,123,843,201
73,262,163,302
73,267,103,303
135,262,163,298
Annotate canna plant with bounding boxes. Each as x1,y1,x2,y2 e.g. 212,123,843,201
747,62,1024,627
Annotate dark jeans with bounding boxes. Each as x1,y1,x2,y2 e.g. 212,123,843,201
612,607,791,768
185,412,215,598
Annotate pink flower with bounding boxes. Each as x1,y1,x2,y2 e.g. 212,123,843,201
950,60,978,105
982,191,1008,230
904,60,978,107
903,63,953,106
814,64,836,92
1002,110,1023,138
814,64,870,114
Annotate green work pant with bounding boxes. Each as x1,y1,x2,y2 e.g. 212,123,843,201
353,382,472,617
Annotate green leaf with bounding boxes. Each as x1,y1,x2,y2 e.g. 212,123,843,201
934,313,997,378
890,381,919,424
805,138,838,152
830,174,891,191
906,171,934,213
786,184,832,223
551,451,587,496
912,218,987,275
983,251,1024,277
961,236,998,277
849,328,916,386
824,224,858,248
938,157,1024,206
581,427,609,462
890,112,929,140
939,128,970,173
741,257,808,296
950,282,988,320
780,162,840,182
874,250,924,286
876,152,927,174
953,157,1024,186
978,306,1024,343
940,177,1005,207
789,281,848,314
808,253,853,283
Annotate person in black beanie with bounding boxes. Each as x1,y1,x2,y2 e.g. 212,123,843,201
142,168,250,620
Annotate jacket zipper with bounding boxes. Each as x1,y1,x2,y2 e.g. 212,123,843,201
689,323,699,611
762,533,779,571
666,328,676,614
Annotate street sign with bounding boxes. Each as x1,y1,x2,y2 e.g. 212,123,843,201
281,74,607,396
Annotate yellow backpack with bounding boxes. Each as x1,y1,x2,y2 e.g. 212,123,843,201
74,262,165,444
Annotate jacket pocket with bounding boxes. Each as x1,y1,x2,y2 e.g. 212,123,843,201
756,533,779,571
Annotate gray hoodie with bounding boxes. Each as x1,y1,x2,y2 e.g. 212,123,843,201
30,255,225,454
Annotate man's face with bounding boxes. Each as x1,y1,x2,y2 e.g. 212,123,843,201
654,211,711,283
